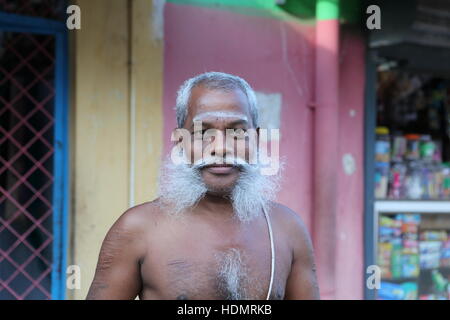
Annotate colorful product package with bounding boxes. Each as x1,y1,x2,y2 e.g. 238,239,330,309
391,241,403,279
378,282,405,300
378,242,393,279
401,282,418,300
405,134,421,161
375,162,390,199
378,281,418,300
440,239,450,268
391,135,407,162
401,254,419,278
431,269,449,294
375,127,391,163
420,230,447,241
420,241,442,269
389,163,407,199
401,214,420,255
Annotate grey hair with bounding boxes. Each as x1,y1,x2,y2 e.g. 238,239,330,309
175,71,259,128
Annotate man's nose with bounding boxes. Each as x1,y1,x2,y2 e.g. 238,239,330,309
209,131,234,158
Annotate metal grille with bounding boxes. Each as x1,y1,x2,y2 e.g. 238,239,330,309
0,0,66,21
0,31,55,300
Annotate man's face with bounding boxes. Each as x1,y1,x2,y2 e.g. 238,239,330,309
181,85,256,194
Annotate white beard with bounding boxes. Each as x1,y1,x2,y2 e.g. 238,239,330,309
158,159,207,217
158,157,281,223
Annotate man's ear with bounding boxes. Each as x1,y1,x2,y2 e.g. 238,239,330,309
172,128,183,146
176,136,183,146
170,128,186,161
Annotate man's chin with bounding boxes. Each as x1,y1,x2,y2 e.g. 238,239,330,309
204,184,235,196
203,179,238,196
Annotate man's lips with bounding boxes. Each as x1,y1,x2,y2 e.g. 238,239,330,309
203,164,236,174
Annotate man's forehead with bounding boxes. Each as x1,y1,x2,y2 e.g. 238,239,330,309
192,111,248,122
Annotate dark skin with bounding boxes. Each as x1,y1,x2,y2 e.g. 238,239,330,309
86,86,320,300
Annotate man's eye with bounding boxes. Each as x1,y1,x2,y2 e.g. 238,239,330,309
193,130,206,136
231,128,247,139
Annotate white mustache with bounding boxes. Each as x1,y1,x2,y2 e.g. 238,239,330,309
158,155,281,223
192,157,250,169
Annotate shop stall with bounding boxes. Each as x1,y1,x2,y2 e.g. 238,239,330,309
372,69,450,300
364,0,450,300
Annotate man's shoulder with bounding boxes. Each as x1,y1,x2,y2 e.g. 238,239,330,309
270,202,306,225
111,199,165,234
269,202,310,240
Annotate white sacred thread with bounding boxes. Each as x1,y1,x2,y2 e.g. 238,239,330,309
263,207,275,300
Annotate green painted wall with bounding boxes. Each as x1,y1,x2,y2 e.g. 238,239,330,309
166,0,311,21
316,0,339,20
278,0,316,19
167,0,278,10
167,0,362,24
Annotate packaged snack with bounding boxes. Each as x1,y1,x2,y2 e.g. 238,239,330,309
442,163,450,199
405,161,424,199
419,135,435,162
420,163,432,199
375,127,391,163
428,163,442,199
401,254,419,278
391,242,403,279
389,163,407,199
419,294,437,300
433,140,443,163
378,282,405,300
401,214,420,255
447,283,450,300
402,240,418,255
402,214,421,224
402,223,418,234
440,240,450,268
380,216,397,228
401,282,418,300
391,135,407,162
420,230,447,241
378,242,393,279
375,162,390,199
405,134,420,160
431,269,448,293
379,227,400,242
420,241,442,269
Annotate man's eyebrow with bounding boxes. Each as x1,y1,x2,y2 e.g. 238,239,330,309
190,119,248,130
226,119,248,127
192,111,248,122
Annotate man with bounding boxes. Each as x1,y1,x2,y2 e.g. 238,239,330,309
86,72,319,300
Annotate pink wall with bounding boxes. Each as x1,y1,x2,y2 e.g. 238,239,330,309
163,3,366,299
335,28,366,299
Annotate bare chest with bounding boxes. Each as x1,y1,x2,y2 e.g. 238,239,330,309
139,219,291,300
